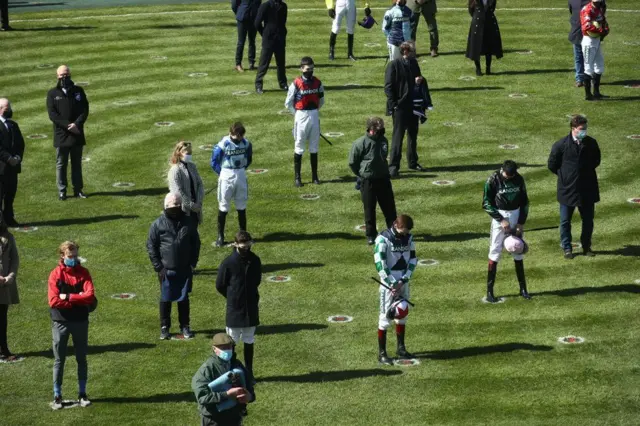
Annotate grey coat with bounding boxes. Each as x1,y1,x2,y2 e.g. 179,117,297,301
168,161,205,224
0,232,19,305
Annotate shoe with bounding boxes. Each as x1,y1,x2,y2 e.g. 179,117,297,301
328,51,335,61
59,192,67,201
215,236,225,247
585,94,595,101
564,250,574,260
312,178,321,185
593,93,609,100
4,218,20,228
396,345,414,360
160,326,171,340
78,393,92,408
181,326,194,339
430,48,438,57
294,178,303,188
52,395,63,410
485,291,498,303
389,168,399,178
575,81,584,87
249,63,256,71
0,26,13,31
255,87,263,95
378,350,393,365
235,65,244,72
583,249,595,257
475,69,483,76
520,289,532,300
74,191,87,199
367,237,375,246
348,54,357,61
408,164,424,171
279,83,288,91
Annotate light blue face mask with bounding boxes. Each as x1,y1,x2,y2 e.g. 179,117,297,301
64,257,78,267
576,129,587,140
217,349,233,362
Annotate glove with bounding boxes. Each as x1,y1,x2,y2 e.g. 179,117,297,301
328,9,336,19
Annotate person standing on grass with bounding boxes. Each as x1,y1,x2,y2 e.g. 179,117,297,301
147,193,200,340
568,0,589,88
548,115,600,259
48,240,96,410
192,333,255,426
0,98,26,227
465,0,503,76
216,231,262,378
349,117,397,246
0,0,12,31
0,214,20,363
579,0,609,100
47,65,90,201
406,0,439,57
233,0,262,72
168,141,205,228
382,0,412,61
482,160,531,303
254,0,288,94
326,0,358,61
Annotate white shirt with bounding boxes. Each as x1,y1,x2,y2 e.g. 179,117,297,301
0,115,8,131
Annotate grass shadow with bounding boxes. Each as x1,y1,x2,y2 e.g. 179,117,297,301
21,342,156,358
594,245,640,257
9,2,66,8
258,232,361,242
90,187,168,197
262,262,324,273
149,23,234,29
199,323,329,338
490,68,573,76
26,214,138,227
93,392,194,404
285,63,353,69
430,86,504,92
424,163,544,173
523,284,640,298
602,80,640,86
415,343,553,360
259,368,401,383
13,26,95,31
415,232,487,242
324,85,384,91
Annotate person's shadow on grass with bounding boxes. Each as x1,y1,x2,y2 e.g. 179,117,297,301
414,343,553,360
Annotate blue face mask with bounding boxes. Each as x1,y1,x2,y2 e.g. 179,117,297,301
217,349,233,362
64,257,78,267
576,129,587,140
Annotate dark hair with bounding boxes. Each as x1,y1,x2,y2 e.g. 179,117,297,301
570,115,588,129
400,41,415,56
235,230,253,244
394,214,414,230
502,160,518,176
230,122,246,137
300,56,314,67
366,117,385,133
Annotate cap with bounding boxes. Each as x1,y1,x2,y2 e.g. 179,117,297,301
211,333,234,347
164,192,182,208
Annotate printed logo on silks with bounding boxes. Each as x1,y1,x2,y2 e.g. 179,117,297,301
627,135,640,140
267,275,291,283
27,134,47,139
112,182,135,188
558,335,585,344
111,293,136,300
393,358,420,367
300,194,320,200
627,198,640,204
481,296,505,304
432,180,455,186
247,169,268,175
327,315,353,323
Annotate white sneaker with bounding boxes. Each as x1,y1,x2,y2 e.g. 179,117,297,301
51,396,63,410
78,393,92,407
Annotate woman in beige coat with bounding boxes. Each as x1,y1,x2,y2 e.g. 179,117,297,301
168,141,205,227
0,216,19,362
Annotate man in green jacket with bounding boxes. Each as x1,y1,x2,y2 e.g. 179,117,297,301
192,333,255,426
349,117,397,245
406,0,439,56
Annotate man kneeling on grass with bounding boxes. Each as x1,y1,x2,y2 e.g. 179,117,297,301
192,333,255,426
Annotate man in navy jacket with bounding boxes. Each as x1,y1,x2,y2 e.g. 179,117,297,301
568,0,589,87
232,0,262,72
254,0,288,93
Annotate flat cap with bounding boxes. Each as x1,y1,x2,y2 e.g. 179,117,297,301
211,333,234,346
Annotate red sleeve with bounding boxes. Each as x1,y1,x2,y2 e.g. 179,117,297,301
48,267,73,309
68,268,96,305
580,5,602,35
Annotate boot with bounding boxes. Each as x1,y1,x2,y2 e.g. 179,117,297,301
593,74,608,99
396,324,414,359
244,343,254,377
347,33,356,61
486,260,498,303
310,153,320,184
329,32,337,60
294,153,303,187
215,210,227,247
584,76,594,101
238,209,247,232
474,60,483,76
378,329,393,365
514,259,532,300
485,54,492,75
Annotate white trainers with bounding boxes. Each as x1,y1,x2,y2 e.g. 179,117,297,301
51,395,63,410
78,393,92,407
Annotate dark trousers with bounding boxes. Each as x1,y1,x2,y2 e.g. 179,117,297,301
1,171,18,221
361,178,397,238
201,415,241,426
1,0,8,28
390,110,419,171
255,43,287,89
159,298,190,329
0,304,8,355
56,145,83,193
410,9,439,49
560,203,595,251
52,320,89,392
236,20,257,66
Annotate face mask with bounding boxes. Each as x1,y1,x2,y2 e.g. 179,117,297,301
59,76,73,89
217,349,233,362
182,154,192,162
3,109,12,119
378,128,386,137
576,129,587,140
303,71,313,79
64,257,78,267
165,207,183,218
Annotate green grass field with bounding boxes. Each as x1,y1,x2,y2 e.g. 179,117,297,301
1,1,639,424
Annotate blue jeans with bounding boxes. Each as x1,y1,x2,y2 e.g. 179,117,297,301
560,203,594,251
573,43,585,83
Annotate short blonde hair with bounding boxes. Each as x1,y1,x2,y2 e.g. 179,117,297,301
169,141,192,165
59,240,79,257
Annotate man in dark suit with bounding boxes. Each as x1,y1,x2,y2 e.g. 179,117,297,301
233,0,261,72
384,41,431,177
568,0,589,87
1,0,12,31
254,0,288,94
46,65,90,201
0,98,25,227
548,115,601,259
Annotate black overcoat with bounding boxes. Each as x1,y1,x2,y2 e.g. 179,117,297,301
216,250,262,328
46,82,89,148
548,134,601,207
465,0,503,61
0,119,25,174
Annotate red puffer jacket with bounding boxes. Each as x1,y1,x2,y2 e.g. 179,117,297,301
48,261,96,322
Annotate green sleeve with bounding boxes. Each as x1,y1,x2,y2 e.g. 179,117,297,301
348,139,363,177
482,177,503,221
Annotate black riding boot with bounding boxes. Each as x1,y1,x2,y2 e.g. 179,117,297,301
347,33,356,61
378,329,393,365
244,343,254,377
216,210,227,247
396,326,414,359
485,54,492,75
584,76,594,100
294,153,303,187
486,260,498,302
514,259,531,300
474,60,482,76
238,209,247,232
329,32,337,60
593,73,608,99
310,153,320,184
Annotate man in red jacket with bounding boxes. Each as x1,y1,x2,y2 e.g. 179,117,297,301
48,240,96,410
579,0,609,100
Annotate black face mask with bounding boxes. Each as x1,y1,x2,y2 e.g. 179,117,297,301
303,71,314,79
2,109,12,120
59,76,74,89
237,247,251,257
165,207,184,219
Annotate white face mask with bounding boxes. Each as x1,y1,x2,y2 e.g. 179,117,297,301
183,154,192,162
